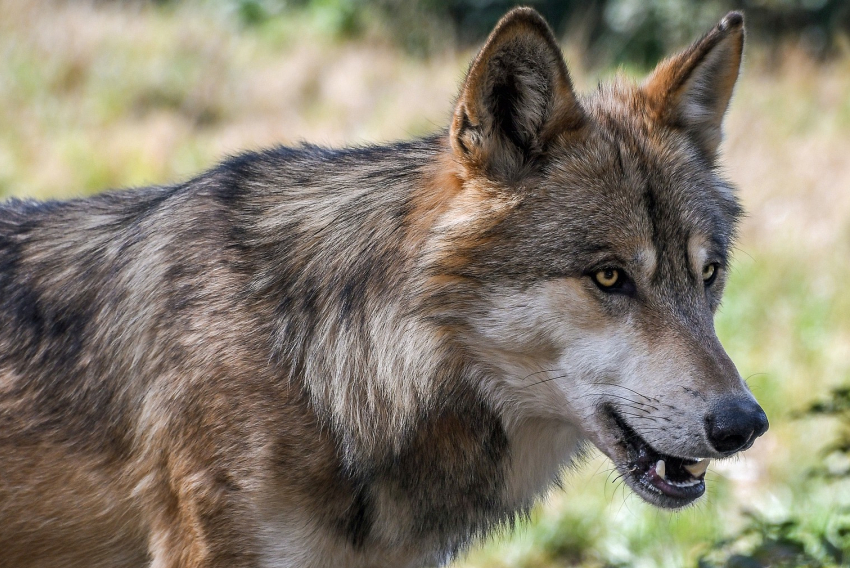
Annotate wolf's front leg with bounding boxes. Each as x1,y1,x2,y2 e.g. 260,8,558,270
144,467,263,568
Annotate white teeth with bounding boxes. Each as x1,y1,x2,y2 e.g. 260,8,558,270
656,459,666,479
668,478,702,488
684,458,710,477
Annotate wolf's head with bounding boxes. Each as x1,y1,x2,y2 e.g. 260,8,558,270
432,8,767,509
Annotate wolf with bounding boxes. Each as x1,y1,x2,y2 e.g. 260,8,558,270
0,7,767,568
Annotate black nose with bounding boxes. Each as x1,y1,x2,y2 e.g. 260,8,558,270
706,397,769,455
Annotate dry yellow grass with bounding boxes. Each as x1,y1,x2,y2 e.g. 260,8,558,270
0,0,469,199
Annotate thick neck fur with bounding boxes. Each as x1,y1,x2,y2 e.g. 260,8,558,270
216,137,456,459
211,135,576,551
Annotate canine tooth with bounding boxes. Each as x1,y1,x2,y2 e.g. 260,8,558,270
684,459,710,477
656,460,666,479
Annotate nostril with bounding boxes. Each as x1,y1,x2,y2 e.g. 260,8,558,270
753,407,770,438
706,398,769,455
708,426,749,454
707,418,750,453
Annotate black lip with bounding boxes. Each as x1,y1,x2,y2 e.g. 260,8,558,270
607,407,706,508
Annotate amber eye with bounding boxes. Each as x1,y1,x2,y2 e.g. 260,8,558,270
594,268,620,288
702,263,719,285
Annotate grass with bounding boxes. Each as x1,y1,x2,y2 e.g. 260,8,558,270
2,1,849,566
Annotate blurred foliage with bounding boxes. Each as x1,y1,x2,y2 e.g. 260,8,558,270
698,510,850,567
698,387,850,568
804,387,850,481
212,0,850,64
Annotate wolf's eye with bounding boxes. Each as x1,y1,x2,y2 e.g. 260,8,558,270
594,268,620,289
590,267,636,296
702,263,719,286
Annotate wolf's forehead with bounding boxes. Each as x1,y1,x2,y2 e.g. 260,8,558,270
577,114,737,240
594,89,738,234
540,140,736,272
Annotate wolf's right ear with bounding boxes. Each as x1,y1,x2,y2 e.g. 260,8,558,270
451,8,585,183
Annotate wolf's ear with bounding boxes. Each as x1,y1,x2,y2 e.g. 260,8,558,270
451,7,585,182
643,12,745,159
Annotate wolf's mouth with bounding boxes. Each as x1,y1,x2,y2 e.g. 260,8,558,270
607,408,709,508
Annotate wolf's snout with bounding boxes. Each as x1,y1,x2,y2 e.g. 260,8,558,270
706,398,769,455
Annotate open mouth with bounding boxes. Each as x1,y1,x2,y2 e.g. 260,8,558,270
608,408,710,508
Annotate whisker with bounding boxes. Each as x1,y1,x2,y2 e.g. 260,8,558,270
517,369,562,382
588,381,657,403
521,374,569,389
614,410,655,420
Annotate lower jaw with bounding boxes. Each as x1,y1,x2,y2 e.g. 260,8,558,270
628,470,705,509
603,408,707,508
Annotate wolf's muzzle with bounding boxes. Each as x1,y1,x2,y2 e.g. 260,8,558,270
706,397,769,455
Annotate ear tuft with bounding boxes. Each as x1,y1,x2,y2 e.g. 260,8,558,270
643,12,745,159
451,7,585,182
719,11,743,31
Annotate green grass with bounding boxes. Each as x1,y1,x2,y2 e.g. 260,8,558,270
2,1,849,566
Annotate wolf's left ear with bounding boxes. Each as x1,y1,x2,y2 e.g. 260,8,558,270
643,12,745,159
451,8,585,182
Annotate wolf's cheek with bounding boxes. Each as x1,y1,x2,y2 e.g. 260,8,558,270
471,277,624,364
470,278,639,415
472,279,578,357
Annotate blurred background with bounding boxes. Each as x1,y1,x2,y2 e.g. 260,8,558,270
1,0,849,566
